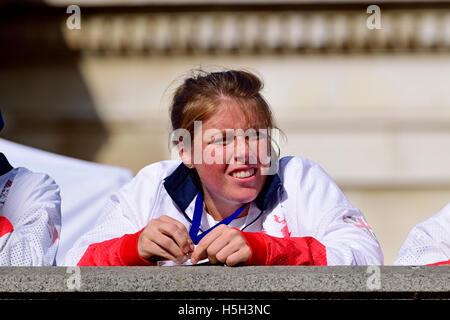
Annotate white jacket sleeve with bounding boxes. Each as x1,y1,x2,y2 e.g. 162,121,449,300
316,205,384,265
282,157,384,265
0,169,61,266
394,203,450,265
63,162,164,266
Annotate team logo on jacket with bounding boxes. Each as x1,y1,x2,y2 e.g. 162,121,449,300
262,213,291,238
343,215,375,237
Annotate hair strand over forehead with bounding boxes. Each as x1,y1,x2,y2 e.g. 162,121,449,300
169,69,276,139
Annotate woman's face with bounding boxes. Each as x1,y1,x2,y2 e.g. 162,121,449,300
183,101,270,215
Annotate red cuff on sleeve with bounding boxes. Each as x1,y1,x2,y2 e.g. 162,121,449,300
427,260,450,266
0,217,13,237
237,229,327,266
236,230,268,265
119,229,156,266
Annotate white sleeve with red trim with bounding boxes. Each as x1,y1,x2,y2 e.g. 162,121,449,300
394,203,450,266
315,206,382,265
63,162,167,266
0,168,61,266
274,157,384,266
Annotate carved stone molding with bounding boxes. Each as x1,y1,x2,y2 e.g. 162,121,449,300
59,9,450,54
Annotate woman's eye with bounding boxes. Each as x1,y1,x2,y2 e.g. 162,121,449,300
256,131,269,140
208,131,266,145
248,131,262,140
220,136,234,145
211,136,231,145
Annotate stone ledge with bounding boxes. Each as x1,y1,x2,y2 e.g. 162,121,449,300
41,0,450,7
0,266,448,299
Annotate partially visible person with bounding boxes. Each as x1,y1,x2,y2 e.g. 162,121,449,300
0,134,133,266
0,108,61,265
394,203,449,266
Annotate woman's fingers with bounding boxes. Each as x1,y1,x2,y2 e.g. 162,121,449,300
139,236,187,263
157,219,194,254
138,215,193,262
190,225,226,264
159,215,195,252
191,225,251,266
149,225,187,260
215,235,251,266
139,217,251,266
224,247,251,266
204,232,233,264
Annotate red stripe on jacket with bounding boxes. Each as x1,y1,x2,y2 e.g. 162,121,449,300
77,229,327,266
239,230,327,266
77,229,155,266
0,217,14,237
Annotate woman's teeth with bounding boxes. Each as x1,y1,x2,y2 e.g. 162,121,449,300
231,168,255,178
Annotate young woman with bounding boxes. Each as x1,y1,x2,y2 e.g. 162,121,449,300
0,108,61,266
394,202,450,266
66,70,383,266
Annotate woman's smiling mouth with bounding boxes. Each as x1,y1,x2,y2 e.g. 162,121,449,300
230,167,256,179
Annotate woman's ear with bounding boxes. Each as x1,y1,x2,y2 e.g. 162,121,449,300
179,141,194,169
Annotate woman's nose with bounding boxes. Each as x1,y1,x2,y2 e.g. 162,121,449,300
233,136,252,164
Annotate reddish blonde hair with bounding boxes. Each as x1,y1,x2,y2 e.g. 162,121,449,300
170,69,277,145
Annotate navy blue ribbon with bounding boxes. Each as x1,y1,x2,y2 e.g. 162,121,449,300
189,191,248,245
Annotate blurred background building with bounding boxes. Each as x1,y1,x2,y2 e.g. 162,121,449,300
0,0,449,264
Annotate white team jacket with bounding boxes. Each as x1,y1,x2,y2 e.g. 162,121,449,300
64,156,384,266
394,203,450,265
0,154,61,266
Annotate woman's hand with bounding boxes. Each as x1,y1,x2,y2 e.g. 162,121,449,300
190,225,251,266
138,215,195,263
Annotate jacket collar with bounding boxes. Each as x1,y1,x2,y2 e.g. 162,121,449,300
163,163,281,213
0,153,13,176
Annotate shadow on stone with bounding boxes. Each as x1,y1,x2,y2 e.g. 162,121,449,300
0,4,107,162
